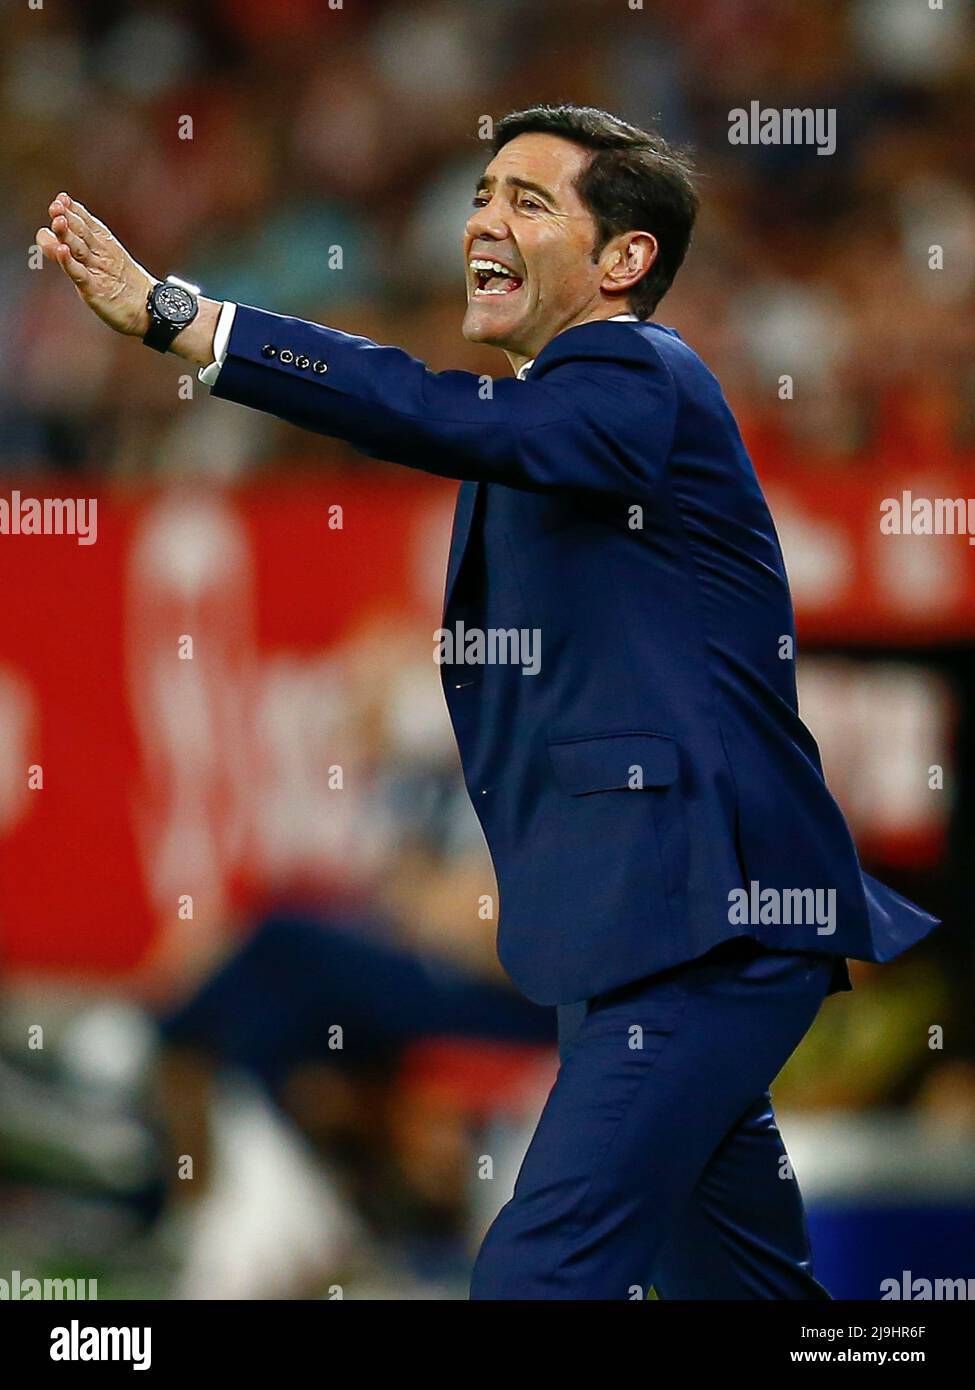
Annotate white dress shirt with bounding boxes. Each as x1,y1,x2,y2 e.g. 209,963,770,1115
198,306,639,387
198,300,239,386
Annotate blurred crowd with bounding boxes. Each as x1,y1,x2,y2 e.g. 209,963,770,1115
3,0,974,478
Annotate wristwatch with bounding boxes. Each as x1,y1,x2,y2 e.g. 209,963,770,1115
143,275,200,352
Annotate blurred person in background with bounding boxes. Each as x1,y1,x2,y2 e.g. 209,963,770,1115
153,762,556,1298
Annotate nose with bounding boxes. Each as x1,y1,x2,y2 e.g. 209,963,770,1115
465,193,508,243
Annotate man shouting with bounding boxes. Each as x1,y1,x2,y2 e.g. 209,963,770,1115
39,104,938,1300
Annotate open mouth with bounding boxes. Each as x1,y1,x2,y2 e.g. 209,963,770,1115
470,257,524,297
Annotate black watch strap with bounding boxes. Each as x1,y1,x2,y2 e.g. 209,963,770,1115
143,315,183,353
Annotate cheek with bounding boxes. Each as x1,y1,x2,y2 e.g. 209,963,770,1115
540,255,587,304
527,229,593,307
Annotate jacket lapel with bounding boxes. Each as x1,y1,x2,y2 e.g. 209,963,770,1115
443,360,535,612
444,479,480,613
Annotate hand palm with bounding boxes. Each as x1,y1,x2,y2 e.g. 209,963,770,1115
36,193,154,337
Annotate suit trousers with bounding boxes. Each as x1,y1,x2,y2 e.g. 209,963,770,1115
469,937,834,1299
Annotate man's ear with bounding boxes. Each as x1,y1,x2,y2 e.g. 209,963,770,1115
601,232,658,295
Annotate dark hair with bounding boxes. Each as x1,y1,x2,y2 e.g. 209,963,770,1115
492,104,698,317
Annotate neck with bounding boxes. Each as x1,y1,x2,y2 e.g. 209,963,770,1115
502,301,634,375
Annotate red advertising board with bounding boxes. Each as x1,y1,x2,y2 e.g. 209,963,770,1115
0,475,455,977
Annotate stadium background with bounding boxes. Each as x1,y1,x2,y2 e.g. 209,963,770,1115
1,0,973,1298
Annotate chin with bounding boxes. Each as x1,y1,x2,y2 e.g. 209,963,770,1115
461,322,503,347
462,307,518,349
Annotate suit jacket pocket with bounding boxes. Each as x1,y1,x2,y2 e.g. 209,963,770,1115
546,730,679,794
547,731,689,922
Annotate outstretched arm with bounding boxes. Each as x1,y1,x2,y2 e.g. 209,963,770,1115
38,193,676,497
209,303,676,495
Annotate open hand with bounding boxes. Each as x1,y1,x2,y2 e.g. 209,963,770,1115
36,193,156,337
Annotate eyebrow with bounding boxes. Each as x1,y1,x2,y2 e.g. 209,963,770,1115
475,174,557,205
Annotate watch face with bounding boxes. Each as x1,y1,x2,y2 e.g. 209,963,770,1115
153,283,196,324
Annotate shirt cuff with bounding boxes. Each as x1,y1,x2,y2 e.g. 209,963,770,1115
198,301,238,386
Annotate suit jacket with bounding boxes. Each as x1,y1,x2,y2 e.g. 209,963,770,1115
211,306,940,1005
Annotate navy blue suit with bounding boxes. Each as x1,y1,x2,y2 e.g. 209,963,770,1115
211,307,939,1296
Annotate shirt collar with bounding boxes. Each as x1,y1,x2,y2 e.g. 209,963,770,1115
515,313,640,381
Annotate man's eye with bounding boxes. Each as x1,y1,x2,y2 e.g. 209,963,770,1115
472,196,488,207
520,198,543,211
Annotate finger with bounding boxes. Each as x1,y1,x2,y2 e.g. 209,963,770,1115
49,205,93,247
52,238,90,287
36,227,61,262
50,193,100,237
51,212,93,263
68,198,111,238
47,193,72,224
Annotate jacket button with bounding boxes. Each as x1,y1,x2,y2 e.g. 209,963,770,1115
279,349,294,364
261,344,277,358
312,360,327,374
295,355,310,370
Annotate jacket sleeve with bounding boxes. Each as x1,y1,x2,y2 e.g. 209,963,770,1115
208,304,678,497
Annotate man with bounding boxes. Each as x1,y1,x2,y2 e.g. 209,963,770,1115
39,104,938,1299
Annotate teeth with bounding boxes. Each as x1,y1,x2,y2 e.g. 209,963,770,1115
470,258,520,278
